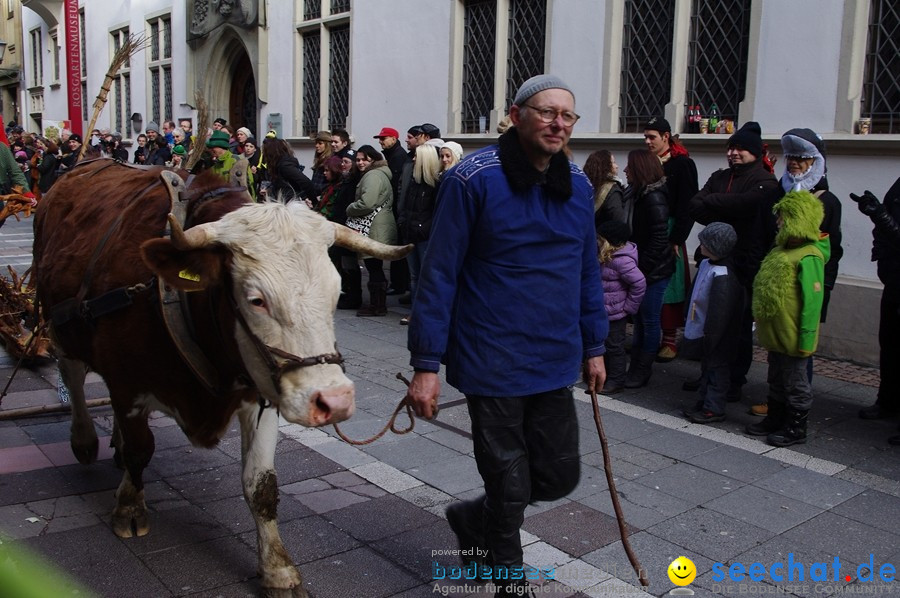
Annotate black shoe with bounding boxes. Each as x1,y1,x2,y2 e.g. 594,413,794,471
766,408,808,447
445,499,486,568
682,377,701,392
682,400,704,417
859,405,898,420
689,410,726,424
336,296,362,310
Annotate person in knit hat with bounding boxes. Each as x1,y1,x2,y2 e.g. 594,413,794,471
597,220,646,393
682,222,745,424
643,116,699,363
746,191,829,446
406,73,607,598
689,121,781,409
206,130,254,198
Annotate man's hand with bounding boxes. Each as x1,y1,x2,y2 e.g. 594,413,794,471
850,190,884,217
405,371,441,420
672,243,681,258
583,356,607,395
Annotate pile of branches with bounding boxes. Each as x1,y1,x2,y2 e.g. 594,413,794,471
0,190,37,222
0,266,49,361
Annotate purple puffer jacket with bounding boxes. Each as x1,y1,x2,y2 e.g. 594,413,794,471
602,242,647,321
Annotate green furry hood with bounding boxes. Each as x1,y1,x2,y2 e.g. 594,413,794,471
774,190,825,247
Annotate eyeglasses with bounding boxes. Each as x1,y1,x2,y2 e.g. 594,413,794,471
522,103,580,127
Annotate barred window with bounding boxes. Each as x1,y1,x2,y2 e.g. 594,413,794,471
861,0,900,133
328,25,350,130
50,31,60,83
619,0,675,133
298,3,350,136
685,0,752,126
30,28,42,86
301,32,321,136
111,28,131,136
505,0,546,113
147,15,172,124
460,0,547,134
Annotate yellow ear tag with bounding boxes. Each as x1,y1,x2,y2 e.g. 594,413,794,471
178,269,201,282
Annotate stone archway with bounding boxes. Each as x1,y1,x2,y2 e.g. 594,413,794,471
229,52,257,134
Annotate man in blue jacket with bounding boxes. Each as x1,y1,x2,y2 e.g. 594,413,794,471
405,75,608,597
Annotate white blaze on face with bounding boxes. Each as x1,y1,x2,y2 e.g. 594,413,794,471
213,203,355,426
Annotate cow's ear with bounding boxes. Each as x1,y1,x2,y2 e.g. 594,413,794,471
140,238,226,291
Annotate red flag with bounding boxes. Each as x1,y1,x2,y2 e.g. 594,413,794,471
0,115,8,146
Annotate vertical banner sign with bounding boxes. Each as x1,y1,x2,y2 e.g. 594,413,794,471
64,0,82,135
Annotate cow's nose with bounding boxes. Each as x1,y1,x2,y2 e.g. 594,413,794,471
309,384,355,426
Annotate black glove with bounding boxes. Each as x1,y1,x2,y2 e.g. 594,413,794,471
849,190,884,217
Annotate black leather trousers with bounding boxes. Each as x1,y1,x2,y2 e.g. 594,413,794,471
465,387,580,568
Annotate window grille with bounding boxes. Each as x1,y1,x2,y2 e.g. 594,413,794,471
619,0,675,132
51,33,60,82
80,10,86,78
302,31,321,136
461,0,496,134
331,0,350,15
111,28,131,135
685,0,751,126
148,15,172,128
328,25,350,130
304,0,321,21
30,29,42,86
861,0,900,133
505,0,546,112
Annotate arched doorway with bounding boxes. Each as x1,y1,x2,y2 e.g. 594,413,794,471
228,51,257,134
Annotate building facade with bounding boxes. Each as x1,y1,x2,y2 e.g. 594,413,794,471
17,0,900,364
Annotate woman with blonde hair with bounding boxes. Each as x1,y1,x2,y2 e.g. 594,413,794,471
398,145,442,322
439,141,463,176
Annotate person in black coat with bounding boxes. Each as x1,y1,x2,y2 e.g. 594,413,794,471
624,149,675,388
583,149,629,226
689,122,782,403
376,126,411,297
261,138,316,204
852,178,900,444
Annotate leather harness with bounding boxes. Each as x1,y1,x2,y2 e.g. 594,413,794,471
47,160,344,411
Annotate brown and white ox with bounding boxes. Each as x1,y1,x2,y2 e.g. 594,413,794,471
32,160,410,597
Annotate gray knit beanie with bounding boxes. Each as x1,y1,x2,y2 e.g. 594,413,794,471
698,222,737,259
513,74,574,106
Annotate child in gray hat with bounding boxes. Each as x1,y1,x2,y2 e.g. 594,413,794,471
683,222,746,423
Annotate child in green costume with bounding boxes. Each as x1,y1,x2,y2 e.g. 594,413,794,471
745,190,830,447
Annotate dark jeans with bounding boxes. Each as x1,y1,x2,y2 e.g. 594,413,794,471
700,358,730,415
766,351,813,411
466,388,580,567
877,284,900,411
730,298,754,390
633,278,668,355
604,318,627,386
363,257,386,285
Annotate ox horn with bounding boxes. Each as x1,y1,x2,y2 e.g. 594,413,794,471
332,224,414,261
168,214,218,249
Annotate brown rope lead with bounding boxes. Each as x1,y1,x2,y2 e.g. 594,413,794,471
332,372,418,446
590,389,649,588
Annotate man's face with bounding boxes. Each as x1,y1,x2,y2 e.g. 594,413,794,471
510,88,576,160
213,122,223,131
147,130,158,141
727,146,756,166
137,136,147,146
163,123,173,134
378,136,396,150
180,120,192,132
68,139,81,151
210,147,227,159
643,130,669,156
331,135,347,152
406,133,419,151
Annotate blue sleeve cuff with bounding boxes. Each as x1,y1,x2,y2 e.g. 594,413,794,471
583,344,606,360
410,354,441,373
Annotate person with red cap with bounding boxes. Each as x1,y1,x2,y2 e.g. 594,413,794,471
375,126,411,298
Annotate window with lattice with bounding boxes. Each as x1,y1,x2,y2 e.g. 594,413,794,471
619,0,674,133
298,2,350,136
111,28,131,136
461,0,547,134
861,0,900,133
147,15,172,124
685,0,751,127
30,28,42,86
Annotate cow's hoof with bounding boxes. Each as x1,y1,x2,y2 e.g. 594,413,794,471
71,437,99,465
112,511,150,538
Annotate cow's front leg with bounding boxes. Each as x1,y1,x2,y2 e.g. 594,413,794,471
111,406,154,538
61,357,97,464
238,402,308,598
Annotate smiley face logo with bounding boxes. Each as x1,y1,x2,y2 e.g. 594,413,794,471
668,556,696,586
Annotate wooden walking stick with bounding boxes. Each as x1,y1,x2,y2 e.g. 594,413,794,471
591,389,650,588
78,34,148,162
